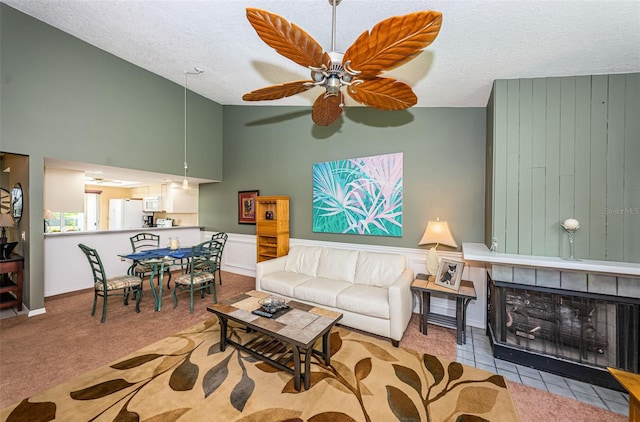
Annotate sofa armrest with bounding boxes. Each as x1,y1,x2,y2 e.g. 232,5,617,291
255,256,287,291
388,269,415,341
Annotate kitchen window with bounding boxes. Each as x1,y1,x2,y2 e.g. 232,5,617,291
46,211,85,232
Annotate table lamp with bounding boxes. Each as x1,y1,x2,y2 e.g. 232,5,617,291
44,209,55,233
0,213,15,244
419,218,457,275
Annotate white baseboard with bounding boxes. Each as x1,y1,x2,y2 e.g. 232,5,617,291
28,307,46,317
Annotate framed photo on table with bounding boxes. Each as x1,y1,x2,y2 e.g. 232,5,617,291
435,259,464,291
238,190,259,224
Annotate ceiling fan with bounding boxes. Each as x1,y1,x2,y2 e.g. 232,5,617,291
242,0,442,126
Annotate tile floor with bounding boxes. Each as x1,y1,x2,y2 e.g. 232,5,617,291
456,326,630,417
0,306,24,319
1,306,631,417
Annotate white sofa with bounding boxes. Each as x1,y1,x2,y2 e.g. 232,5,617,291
255,245,414,346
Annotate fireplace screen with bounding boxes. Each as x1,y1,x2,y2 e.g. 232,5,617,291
489,280,639,374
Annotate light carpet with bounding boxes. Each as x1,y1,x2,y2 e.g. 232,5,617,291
1,319,519,422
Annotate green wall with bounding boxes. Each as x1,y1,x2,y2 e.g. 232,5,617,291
488,75,640,262
0,4,223,179
0,4,223,310
200,105,487,248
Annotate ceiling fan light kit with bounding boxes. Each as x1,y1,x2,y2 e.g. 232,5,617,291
243,1,442,126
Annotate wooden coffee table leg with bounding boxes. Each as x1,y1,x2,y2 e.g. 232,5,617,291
292,345,301,391
218,317,228,352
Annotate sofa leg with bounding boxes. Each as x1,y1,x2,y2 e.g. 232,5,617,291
391,339,399,347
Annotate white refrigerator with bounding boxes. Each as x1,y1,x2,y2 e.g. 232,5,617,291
109,199,144,230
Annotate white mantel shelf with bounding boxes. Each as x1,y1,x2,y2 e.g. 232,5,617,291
462,243,640,277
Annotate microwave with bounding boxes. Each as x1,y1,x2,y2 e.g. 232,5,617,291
143,196,162,212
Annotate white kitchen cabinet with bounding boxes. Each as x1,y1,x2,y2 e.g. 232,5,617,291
130,186,149,198
163,183,198,213
147,184,162,197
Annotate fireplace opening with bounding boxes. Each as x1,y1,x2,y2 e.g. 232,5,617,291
488,275,639,390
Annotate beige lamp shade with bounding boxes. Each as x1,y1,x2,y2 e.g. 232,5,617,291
419,219,457,275
0,213,15,228
419,219,457,248
44,209,56,220
0,213,14,243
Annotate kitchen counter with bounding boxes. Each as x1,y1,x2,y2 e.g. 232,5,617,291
44,226,205,297
44,226,204,237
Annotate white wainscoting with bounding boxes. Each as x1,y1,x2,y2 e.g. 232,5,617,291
203,232,488,329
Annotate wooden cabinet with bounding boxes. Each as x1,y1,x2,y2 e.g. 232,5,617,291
256,196,289,262
0,254,23,311
608,367,640,421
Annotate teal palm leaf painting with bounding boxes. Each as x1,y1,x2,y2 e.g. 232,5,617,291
313,153,403,236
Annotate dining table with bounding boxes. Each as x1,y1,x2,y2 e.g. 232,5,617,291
120,247,194,311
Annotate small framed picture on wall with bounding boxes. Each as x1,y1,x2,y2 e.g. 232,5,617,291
434,259,465,291
238,190,259,224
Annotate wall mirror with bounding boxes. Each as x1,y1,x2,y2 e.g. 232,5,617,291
11,183,23,223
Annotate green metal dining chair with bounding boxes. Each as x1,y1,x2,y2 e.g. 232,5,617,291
210,232,228,285
130,232,172,289
172,239,220,313
78,243,142,323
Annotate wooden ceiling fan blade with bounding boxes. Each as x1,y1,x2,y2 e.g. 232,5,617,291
243,80,315,101
312,92,344,126
246,8,331,70
347,78,417,110
343,10,442,77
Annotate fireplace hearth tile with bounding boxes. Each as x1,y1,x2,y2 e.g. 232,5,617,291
560,271,587,291
514,267,536,285
518,365,544,380
491,265,513,282
536,269,560,288
520,375,548,391
497,368,522,383
617,277,640,297
546,382,575,399
573,391,607,409
540,371,570,387
588,274,617,295
565,378,597,395
593,384,630,405
496,359,519,373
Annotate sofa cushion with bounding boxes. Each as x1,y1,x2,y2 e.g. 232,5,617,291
316,248,359,283
354,251,406,287
284,245,322,276
337,285,390,319
261,271,313,297
294,277,352,308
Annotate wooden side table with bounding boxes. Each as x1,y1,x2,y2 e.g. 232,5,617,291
0,253,24,311
608,367,640,421
411,273,476,345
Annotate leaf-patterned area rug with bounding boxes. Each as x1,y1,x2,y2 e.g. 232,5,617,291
1,319,519,422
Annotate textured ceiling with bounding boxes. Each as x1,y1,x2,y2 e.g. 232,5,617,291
4,0,640,109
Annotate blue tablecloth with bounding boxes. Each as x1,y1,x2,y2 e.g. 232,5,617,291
123,247,193,261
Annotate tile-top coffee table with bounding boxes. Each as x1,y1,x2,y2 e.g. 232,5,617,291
207,290,343,391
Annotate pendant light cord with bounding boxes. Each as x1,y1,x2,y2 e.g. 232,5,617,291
184,71,188,181
183,67,204,189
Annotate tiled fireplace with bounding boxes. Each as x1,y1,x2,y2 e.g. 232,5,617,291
487,264,640,391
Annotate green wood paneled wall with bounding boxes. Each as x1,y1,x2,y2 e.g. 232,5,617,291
488,74,640,263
